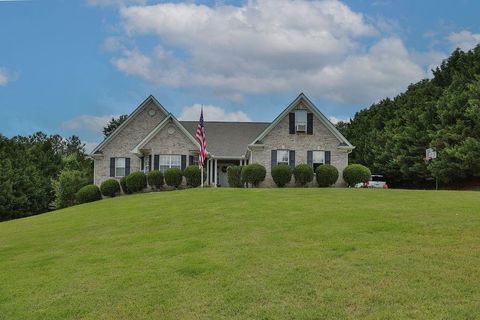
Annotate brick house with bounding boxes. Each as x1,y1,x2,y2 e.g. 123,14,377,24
91,93,354,187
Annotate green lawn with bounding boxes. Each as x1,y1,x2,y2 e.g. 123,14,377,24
0,189,479,319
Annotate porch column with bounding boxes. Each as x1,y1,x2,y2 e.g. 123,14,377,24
209,159,213,186
214,159,218,187
206,159,210,186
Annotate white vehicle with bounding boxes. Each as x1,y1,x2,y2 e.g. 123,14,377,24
355,175,388,189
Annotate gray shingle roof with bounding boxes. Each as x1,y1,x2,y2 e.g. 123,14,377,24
180,121,269,158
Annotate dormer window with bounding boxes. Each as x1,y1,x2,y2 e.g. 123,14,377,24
295,110,307,132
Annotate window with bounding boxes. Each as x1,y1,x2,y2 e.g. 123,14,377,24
277,150,289,165
312,151,325,172
159,154,181,173
295,110,307,132
192,155,199,166
115,158,126,177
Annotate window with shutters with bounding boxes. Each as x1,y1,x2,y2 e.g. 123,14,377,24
115,158,126,177
312,151,325,172
295,110,307,132
159,154,181,173
277,150,289,165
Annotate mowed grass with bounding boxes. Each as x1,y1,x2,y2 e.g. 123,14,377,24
0,189,479,319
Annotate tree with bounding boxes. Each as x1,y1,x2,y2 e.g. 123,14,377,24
103,115,128,138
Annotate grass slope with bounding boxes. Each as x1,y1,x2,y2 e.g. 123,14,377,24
0,189,479,319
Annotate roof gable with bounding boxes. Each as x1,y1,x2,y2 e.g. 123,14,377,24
250,93,354,149
91,95,169,155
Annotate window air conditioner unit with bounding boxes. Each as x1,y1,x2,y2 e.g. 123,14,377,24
296,124,307,132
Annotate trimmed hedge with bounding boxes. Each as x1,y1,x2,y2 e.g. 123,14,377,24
165,168,183,188
100,179,120,197
271,164,292,187
125,171,147,193
227,166,243,188
120,176,131,194
315,164,339,187
343,164,371,187
241,164,266,187
147,170,164,190
294,164,314,186
184,165,205,187
76,184,102,204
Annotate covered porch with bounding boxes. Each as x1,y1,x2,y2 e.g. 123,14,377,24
206,157,248,187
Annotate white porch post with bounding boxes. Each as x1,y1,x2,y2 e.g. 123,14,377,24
214,159,218,187
206,159,210,186
209,158,213,186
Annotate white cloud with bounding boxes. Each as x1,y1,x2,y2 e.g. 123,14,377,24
86,0,146,7
328,116,349,124
106,0,431,104
448,30,480,51
0,67,17,86
179,104,251,122
61,114,120,133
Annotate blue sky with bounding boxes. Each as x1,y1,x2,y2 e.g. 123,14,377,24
1,0,479,151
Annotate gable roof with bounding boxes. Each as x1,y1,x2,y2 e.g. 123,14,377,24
181,121,269,158
90,95,169,155
131,114,200,155
250,93,354,149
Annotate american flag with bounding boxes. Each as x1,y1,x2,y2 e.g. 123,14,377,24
195,106,207,168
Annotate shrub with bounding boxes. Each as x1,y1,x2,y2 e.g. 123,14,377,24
125,171,147,193
164,168,183,188
52,169,88,209
271,164,292,187
100,179,120,197
241,164,266,187
343,164,371,187
184,165,205,187
120,176,131,194
227,166,244,188
76,184,101,204
294,164,314,186
147,170,164,190
315,164,339,187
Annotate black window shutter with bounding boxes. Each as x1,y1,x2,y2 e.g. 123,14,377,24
181,155,187,171
189,155,194,166
271,150,277,170
110,158,115,177
154,155,159,170
140,157,144,171
307,113,313,135
148,155,152,172
125,158,131,176
307,151,313,167
289,113,295,134
325,151,331,164
289,150,295,169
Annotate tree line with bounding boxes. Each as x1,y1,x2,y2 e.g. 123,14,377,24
339,46,480,188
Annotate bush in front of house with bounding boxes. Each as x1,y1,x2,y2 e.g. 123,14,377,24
147,170,164,190
315,164,339,187
120,176,131,194
164,168,183,188
184,165,205,187
100,179,120,197
294,164,314,186
125,171,147,193
241,164,266,187
52,169,88,209
76,184,102,204
343,164,371,187
271,164,292,187
227,166,243,188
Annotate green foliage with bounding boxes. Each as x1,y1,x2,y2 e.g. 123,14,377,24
100,179,120,197
147,170,164,190
103,115,128,138
241,164,266,187
164,168,183,188
343,164,372,187
183,165,205,187
52,170,88,209
341,47,480,188
120,176,131,194
125,172,147,193
76,184,102,204
227,166,243,188
271,164,292,187
315,164,339,187
293,164,314,186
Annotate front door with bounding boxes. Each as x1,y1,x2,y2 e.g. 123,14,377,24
218,164,229,187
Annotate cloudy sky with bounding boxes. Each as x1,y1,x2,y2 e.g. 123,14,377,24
1,0,479,151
